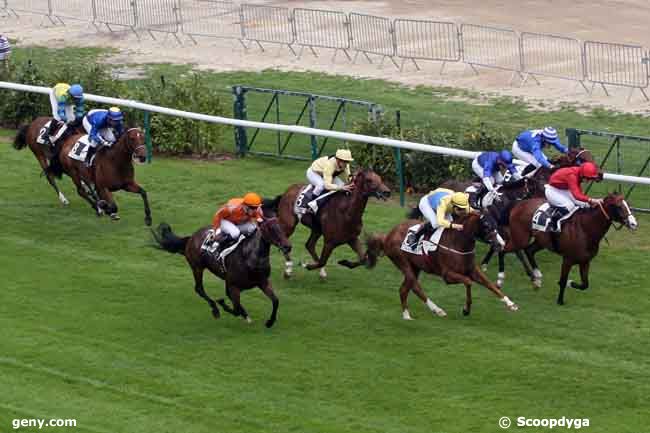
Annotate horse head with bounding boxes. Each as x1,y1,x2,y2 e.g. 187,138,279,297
121,128,147,164
602,193,638,231
353,169,391,200
258,216,292,256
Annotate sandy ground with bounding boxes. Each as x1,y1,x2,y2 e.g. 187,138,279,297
2,0,650,114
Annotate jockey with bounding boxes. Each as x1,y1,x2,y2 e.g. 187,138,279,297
46,82,85,147
545,162,603,232
211,192,264,248
472,149,520,197
512,126,568,175
305,148,354,212
407,188,471,248
82,107,125,166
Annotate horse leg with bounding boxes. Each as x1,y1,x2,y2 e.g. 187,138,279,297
397,264,429,319
557,257,575,305
301,229,322,273
226,285,251,323
410,272,447,318
192,267,220,319
515,250,535,280
525,241,544,289
468,267,519,312
481,245,496,271
304,240,335,281
36,154,69,205
570,261,590,291
338,237,367,269
70,174,98,211
125,182,152,226
97,188,119,220
216,287,237,316
259,279,279,328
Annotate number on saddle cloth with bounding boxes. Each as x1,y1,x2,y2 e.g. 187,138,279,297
68,136,91,162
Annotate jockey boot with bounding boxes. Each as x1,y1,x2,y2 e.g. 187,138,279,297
521,164,537,177
307,193,321,213
407,222,431,248
85,146,98,168
44,120,59,147
550,207,569,232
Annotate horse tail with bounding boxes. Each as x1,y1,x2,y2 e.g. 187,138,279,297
365,233,386,269
262,195,282,213
407,206,423,219
13,125,28,150
152,223,189,255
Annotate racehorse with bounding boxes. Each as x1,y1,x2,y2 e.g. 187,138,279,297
12,116,83,206
365,212,519,319
153,216,292,328
14,117,152,225
503,193,637,304
262,169,391,279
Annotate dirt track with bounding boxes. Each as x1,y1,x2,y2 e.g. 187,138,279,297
3,0,650,114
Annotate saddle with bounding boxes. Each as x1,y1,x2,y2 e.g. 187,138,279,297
532,203,578,233
401,223,445,255
294,185,337,219
200,229,246,269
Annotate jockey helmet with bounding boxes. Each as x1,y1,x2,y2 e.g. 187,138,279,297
335,149,354,162
69,84,84,99
498,150,513,164
451,192,470,211
108,107,124,121
580,162,600,179
243,192,262,207
541,126,559,143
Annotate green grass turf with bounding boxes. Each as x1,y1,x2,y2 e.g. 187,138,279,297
1,132,649,433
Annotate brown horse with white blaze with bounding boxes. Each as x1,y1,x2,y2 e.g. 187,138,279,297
504,193,638,305
263,169,391,279
365,212,519,319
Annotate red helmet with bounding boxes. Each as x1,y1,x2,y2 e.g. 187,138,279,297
580,162,599,179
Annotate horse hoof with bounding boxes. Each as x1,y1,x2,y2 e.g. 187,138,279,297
508,303,519,312
110,213,120,221
319,268,327,280
145,216,152,226
435,309,448,317
245,316,253,324
532,279,542,289
497,280,504,289
283,271,292,280
557,300,565,306
481,263,488,272
265,319,275,328
462,308,470,316
211,309,220,319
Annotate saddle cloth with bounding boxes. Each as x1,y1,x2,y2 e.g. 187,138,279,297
294,185,336,219
68,135,92,162
400,224,446,255
200,229,246,267
531,203,578,233
36,120,53,146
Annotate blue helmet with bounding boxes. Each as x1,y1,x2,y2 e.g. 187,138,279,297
107,107,124,121
69,84,84,99
499,150,513,164
541,126,559,143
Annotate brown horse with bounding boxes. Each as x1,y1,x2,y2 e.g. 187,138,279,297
365,213,519,319
12,116,83,206
153,216,292,328
263,169,391,279
504,193,638,305
14,117,152,225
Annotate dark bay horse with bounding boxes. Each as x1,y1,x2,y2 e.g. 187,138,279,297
153,217,292,328
12,116,83,206
263,169,391,280
504,193,638,304
365,213,519,319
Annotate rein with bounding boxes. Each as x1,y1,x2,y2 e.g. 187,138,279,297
597,201,626,231
432,243,475,255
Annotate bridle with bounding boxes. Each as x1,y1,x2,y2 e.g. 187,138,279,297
124,128,146,160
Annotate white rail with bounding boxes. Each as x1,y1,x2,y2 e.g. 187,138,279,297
2,81,650,186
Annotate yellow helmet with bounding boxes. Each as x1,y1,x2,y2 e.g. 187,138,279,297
243,192,262,207
451,192,470,210
335,149,354,162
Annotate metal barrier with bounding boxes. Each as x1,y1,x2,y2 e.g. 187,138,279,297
241,4,295,55
292,8,350,61
567,128,650,212
460,24,522,83
94,0,138,37
6,0,53,21
584,41,649,101
135,0,181,42
179,0,244,46
394,18,460,72
520,32,587,91
348,12,398,68
49,0,94,24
